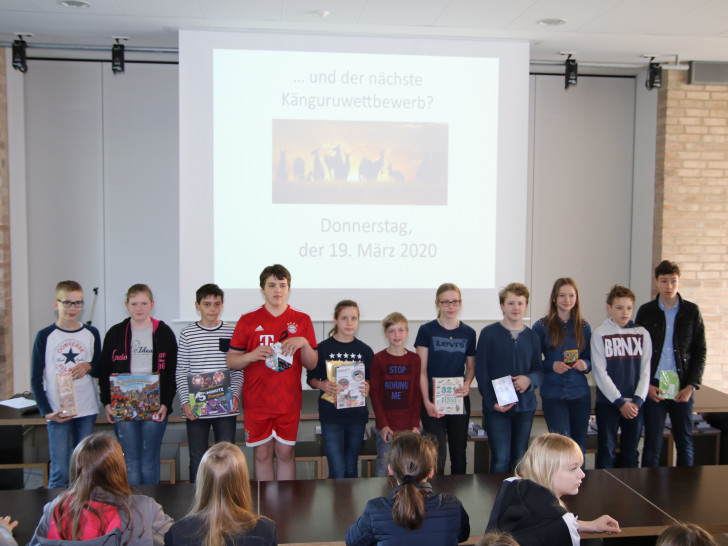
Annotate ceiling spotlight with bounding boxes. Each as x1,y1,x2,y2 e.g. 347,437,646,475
316,9,331,19
111,37,127,74
537,17,566,27
59,0,91,7
12,36,28,73
564,54,578,89
646,59,662,90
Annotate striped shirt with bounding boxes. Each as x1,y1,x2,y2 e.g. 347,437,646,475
176,321,242,418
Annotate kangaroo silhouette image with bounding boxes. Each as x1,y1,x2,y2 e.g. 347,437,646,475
325,144,347,180
293,157,306,182
311,148,326,182
359,150,385,181
388,163,405,183
276,151,288,183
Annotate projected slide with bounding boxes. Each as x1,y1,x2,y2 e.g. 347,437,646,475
179,31,529,320
213,49,498,291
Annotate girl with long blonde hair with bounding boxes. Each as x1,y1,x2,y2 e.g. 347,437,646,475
487,433,620,545
164,442,276,546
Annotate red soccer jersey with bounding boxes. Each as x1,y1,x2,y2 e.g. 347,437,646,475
370,349,422,431
230,305,317,414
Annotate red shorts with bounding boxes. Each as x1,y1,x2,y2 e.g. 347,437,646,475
244,409,300,446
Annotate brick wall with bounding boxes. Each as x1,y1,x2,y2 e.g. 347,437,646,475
654,69,728,392
0,51,13,399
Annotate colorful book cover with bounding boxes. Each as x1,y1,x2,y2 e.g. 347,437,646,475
109,374,160,421
56,372,78,417
187,370,234,418
659,370,680,400
563,349,579,366
264,341,294,372
433,377,464,415
492,376,519,407
335,362,366,409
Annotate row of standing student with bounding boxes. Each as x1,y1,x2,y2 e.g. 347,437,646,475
31,260,705,488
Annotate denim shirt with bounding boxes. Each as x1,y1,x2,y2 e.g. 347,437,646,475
532,317,592,401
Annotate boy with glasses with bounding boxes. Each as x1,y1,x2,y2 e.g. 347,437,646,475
30,280,101,487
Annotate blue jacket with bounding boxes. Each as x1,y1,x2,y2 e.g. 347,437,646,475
475,323,543,413
346,483,470,546
532,317,592,400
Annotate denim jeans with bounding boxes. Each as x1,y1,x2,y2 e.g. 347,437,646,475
642,395,694,467
114,417,168,485
595,402,643,469
421,396,470,475
541,394,591,458
186,415,237,483
483,409,534,473
321,421,366,478
374,429,392,477
47,414,97,488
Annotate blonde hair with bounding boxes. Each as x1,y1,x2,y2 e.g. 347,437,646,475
478,531,520,546
382,312,408,332
126,283,153,303
53,434,139,545
188,442,262,546
389,433,438,530
435,283,461,318
515,433,583,507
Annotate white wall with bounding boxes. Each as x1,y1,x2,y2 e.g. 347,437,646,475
7,61,657,392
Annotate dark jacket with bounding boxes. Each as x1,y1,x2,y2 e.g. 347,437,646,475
164,516,277,546
346,483,470,546
487,478,574,546
635,294,706,390
99,318,178,412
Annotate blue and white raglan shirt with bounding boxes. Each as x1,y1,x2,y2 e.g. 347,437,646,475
30,323,102,418
590,318,651,408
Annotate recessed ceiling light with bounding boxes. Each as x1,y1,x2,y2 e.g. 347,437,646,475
537,18,566,27
59,0,91,8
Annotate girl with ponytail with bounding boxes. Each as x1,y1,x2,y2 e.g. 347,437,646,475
346,433,470,545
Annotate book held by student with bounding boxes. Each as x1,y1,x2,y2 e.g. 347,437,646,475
659,370,680,400
109,374,160,421
335,362,366,409
492,376,519,406
187,369,235,418
433,376,464,415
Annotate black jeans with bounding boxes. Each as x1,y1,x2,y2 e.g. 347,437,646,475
421,395,471,475
185,415,237,482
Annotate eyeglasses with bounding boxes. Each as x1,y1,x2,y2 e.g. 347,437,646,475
57,299,84,309
438,299,461,307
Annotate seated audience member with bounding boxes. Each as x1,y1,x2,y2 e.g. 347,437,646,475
164,442,277,546
478,531,519,546
29,433,173,546
0,516,18,546
487,433,620,545
656,522,717,546
346,433,470,545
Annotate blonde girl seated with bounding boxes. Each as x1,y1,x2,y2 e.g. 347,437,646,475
29,433,172,546
346,433,469,545
164,442,277,546
487,433,620,545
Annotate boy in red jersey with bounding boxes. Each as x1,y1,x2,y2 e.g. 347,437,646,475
227,264,318,480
